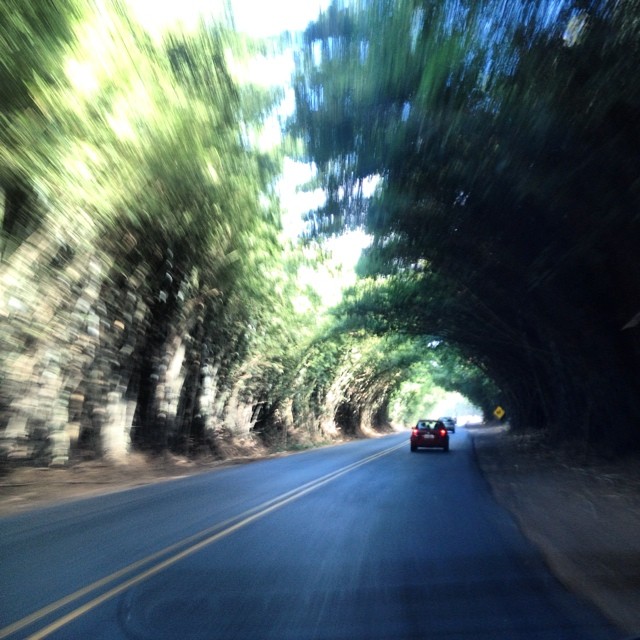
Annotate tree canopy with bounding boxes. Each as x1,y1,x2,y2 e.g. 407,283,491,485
290,0,640,450
2,0,638,465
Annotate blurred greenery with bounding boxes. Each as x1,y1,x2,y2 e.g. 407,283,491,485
291,0,640,450
0,0,333,458
8,0,637,460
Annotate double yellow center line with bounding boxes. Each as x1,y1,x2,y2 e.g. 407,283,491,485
1,440,405,639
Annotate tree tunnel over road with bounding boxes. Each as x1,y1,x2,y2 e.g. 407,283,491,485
1,0,639,463
289,0,640,452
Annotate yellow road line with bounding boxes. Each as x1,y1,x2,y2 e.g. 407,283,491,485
1,440,405,640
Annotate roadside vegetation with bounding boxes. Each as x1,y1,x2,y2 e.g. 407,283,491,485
290,0,640,452
1,0,638,467
0,0,474,465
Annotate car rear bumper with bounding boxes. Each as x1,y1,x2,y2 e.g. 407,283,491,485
410,437,449,448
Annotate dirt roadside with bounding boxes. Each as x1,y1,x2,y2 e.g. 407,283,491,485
469,424,640,636
1,426,639,635
0,441,281,516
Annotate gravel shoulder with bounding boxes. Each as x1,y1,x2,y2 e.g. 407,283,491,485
0,445,278,516
1,426,640,636
469,424,640,636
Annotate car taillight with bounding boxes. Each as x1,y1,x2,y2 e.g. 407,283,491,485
412,428,419,436
439,428,447,437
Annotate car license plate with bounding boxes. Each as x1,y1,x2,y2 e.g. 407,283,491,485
424,434,434,439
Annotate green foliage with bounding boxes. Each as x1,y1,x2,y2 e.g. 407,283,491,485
388,363,445,425
6,0,640,454
0,0,339,452
0,0,84,114
292,0,640,448
0,0,88,257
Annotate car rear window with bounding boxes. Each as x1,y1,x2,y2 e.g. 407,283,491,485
416,421,438,430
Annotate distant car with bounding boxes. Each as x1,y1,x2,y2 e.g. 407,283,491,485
410,419,450,452
439,416,456,433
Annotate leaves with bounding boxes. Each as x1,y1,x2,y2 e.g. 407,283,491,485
291,0,640,447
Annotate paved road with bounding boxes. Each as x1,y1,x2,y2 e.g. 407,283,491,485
0,430,621,639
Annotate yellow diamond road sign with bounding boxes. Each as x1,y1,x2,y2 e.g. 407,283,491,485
493,406,505,419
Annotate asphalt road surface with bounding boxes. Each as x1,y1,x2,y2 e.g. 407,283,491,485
0,430,622,639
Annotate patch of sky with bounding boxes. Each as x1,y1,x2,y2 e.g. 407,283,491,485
410,7,424,53
359,40,369,63
452,0,588,103
312,39,323,67
471,0,572,52
441,0,470,37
